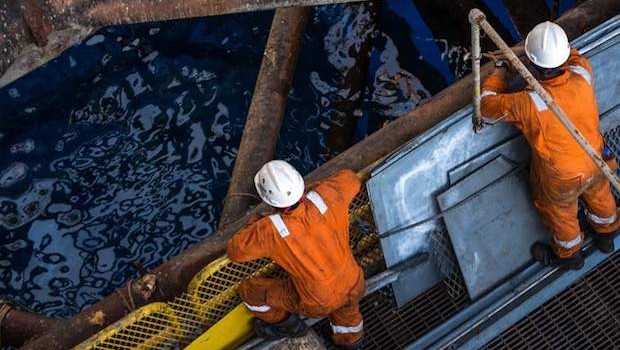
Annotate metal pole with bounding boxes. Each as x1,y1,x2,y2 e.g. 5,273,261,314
0,304,63,348
218,7,311,228
470,15,483,132
468,8,620,192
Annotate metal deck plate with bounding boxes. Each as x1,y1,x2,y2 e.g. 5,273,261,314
439,168,548,300
448,137,530,185
438,156,516,210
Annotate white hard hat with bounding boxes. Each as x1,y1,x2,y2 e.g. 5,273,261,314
525,21,570,69
254,160,304,208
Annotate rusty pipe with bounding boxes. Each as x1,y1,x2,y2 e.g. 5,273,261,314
218,7,311,227
0,304,62,348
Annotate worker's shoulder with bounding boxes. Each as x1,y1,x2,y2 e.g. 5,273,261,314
249,213,280,233
315,169,359,195
325,169,359,186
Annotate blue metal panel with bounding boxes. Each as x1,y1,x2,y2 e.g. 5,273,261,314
440,167,548,300
438,156,516,210
447,136,530,185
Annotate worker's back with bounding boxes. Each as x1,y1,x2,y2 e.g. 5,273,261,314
528,59,602,175
227,169,363,308
482,50,604,177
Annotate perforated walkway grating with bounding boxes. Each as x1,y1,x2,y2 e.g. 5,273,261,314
315,280,469,350
483,250,620,350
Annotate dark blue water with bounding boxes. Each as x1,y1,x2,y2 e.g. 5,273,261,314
0,1,574,319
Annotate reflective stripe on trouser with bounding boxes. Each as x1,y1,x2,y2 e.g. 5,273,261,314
531,165,620,258
328,303,364,346
238,277,365,346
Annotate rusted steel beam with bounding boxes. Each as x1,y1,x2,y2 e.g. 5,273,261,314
0,0,369,86
0,305,63,348
86,0,366,26
219,7,311,228
21,1,620,349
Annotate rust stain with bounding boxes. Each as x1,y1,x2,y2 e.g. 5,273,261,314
133,273,158,300
87,310,106,326
22,0,53,47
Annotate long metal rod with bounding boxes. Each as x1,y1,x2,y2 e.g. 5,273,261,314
470,17,483,132
469,8,620,192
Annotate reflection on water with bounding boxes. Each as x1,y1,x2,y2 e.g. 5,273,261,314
0,1,537,319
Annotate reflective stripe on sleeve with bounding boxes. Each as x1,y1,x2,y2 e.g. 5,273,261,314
306,191,328,215
269,214,290,238
480,90,497,99
569,65,592,86
528,91,548,112
331,320,364,334
586,210,617,225
554,234,582,249
243,302,271,313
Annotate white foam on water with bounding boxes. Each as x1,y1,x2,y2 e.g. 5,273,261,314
8,88,20,98
86,35,105,46
324,4,374,71
10,139,35,154
188,122,206,164
126,72,150,96
0,162,28,188
142,51,159,64
371,34,430,117
208,103,230,142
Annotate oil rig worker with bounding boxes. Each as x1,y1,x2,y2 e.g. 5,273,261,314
480,21,620,270
227,160,366,349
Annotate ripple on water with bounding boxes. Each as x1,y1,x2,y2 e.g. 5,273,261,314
0,162,29,188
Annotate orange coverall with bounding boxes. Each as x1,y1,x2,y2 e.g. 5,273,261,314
227,169,366,346
481,48,620,258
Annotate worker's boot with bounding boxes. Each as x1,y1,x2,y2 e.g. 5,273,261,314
591,229,616,253
254,314,309,340
531,242,584,270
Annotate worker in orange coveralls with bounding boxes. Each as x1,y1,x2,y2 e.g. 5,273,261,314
480,21,620,270
227,160,366,349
